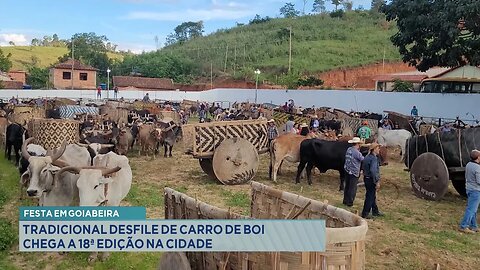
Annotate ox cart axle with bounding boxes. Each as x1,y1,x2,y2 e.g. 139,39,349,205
405,127,480,200
183,119,269,185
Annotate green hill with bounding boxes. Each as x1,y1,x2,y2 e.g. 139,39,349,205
2,46,122,71
162,11,401,78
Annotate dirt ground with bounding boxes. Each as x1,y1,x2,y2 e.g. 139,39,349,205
2,142,480,269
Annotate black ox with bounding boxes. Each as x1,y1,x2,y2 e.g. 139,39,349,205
296,139,388,190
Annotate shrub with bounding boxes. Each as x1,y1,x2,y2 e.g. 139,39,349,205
392,79,414,92
330,9,345,18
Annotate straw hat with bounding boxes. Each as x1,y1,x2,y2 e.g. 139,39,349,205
267,119,275,123
369,143,381,151
348,137,362,144
300,123,308,128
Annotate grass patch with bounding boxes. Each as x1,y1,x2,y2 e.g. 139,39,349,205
125,185,163,207
396,222,425,233
221,190,250,208
427,231,477,254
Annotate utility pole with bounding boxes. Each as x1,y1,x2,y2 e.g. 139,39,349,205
382,47,386,73
233,46,237,76
71,38,74,90
288,26,292,73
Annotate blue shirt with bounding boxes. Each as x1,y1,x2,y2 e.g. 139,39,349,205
344,146,364,177
411,108,418,116
465,161,480,192
362,154,380,183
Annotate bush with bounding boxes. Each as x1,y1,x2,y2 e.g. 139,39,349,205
0,218,15,251
330,9,345,18
392,79,414,92
297,76,324,87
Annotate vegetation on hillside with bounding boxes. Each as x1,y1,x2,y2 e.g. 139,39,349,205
155,11,399,83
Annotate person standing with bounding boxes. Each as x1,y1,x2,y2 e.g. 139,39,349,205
357,121,372,141
459,150,480,233
361,143,384,219
343,137,365,207
267,119,278,146
114,86,119,99
285,115,295,133
96,86,102,99
143,93,150,102
411,105,418,117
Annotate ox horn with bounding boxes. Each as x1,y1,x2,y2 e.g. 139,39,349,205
54,166,82,184
21,137,34,160
85,139,91,144
102,166,121,177
50,141,67,162
100,144,115,149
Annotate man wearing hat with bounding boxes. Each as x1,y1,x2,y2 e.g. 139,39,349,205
343,137,365,207
361,143,384,219
267,119,278,146
459,150,480,233
311,115,320,132
357,121,372,141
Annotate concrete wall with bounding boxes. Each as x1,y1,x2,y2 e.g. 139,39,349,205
0,88,479,122
51,68,96,89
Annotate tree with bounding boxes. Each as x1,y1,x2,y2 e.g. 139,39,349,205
392,79,413,92
0,48,12,72
26,66,49,89
343,0,353,11
249,14,271,24
59,32,112,78
31,38,41,46
371,0,385,12
8,41,15,46
383,0,480,71
332,0,343,11
312,0,326,13
302,0,309,15
279,2,300,18
165,21,204,46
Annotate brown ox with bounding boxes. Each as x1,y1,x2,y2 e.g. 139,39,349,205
137,124,160,157
0,117,8,148
269,131,337,183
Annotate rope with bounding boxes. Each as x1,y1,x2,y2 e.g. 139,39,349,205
437,132,445,161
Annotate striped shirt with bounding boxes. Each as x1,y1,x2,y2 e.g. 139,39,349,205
344,146,364,177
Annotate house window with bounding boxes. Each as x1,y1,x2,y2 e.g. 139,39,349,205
63,72,71,80
79,73,88,81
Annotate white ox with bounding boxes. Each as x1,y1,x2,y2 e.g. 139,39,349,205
377,127,412,160
21,138,92,206
56,152,132,206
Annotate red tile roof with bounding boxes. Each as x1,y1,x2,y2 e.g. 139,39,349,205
371,74,428,82
54,59,98,71
113,76,174,90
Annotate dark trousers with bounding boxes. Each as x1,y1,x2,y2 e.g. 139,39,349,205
343,172,359,206
361,177,379,217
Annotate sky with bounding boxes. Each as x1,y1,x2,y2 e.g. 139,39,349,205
0,0,373,53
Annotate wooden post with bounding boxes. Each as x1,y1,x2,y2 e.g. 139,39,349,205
288,26,292,73
233,46,237,76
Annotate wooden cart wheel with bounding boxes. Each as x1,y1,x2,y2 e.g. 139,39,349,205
212,137,259,185
158,252,191,270
450,172,467,197
199,158,218,181
410,152,449,201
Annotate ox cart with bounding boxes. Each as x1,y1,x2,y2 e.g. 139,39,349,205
183,119,269,185
405,127,480,200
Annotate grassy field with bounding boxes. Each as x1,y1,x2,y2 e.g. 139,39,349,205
1,46,123,71
0,143,479,269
